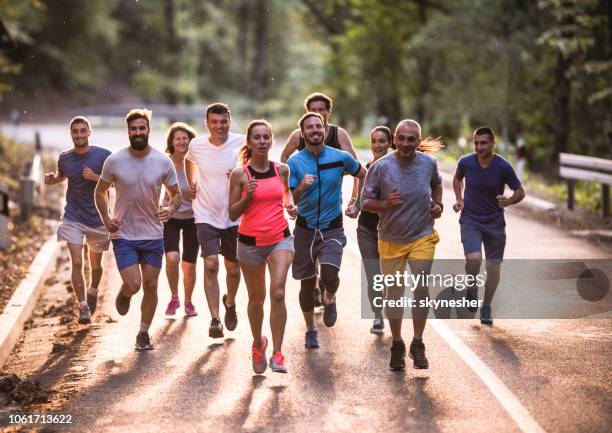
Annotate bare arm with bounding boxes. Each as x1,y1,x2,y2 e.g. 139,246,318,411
452,173,464,213
95,178,120,232
156,183,182,223
44,161,66,185
279,164,297,218
498,185,526,207
338,127,361,199
280,130,300,163
228,168,255,221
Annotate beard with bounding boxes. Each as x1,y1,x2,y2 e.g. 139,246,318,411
129,134,149,151
73,139,88,148
305,132,324,147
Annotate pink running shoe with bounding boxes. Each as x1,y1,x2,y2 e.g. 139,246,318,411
270,351,287,373
165,297,180,315
252,336,268,374
184,301,197,317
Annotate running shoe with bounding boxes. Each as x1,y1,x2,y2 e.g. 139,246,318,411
87,290,98,315
115,291,131,316
389,340,406,371
480,304,493,325
209,318,224,338
270,351,288,373
222,294,238,331
135,332,154,351
313,286,323,307
409,339,429,369
466,285,479,313
251,336,268,374
304,329,319,348
184,301,197,317
165,297,180,316
323,299,337,327
370,318,384,335
78,304,91,324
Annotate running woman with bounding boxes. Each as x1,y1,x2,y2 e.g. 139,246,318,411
288,112,366,349
362,119,443,371
162,122,200,317
345,126,393,335
452,127,525,325
228,120,297,374
185,103,244,338
95,109,181,351
44,116,111,324
281,92,361,308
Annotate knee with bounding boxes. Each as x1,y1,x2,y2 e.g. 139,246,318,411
71,257,83,271
142,278,158,293
204,257,219,276
270,285,285,304
166,252,180,267
225,261,240,278
465,259,482,275
122,280,140,296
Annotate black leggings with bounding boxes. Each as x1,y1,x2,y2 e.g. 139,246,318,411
299,264,339,312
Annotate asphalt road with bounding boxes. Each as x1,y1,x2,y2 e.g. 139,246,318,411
1,124,611,433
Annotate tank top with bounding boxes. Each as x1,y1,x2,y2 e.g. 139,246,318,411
298,124,340,150
238,162,290,246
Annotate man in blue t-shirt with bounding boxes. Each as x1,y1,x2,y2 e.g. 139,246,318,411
44,116,111,324
452,126,526,325
288,112,365,349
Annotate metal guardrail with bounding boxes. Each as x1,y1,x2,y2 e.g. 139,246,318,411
19,132,45,220
559,153,612,217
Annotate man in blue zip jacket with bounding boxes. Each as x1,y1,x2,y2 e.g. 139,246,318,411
288,112,366,349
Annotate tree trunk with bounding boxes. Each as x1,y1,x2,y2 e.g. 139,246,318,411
250,0,269,101
237,0,250,91
414,0,431,124
553,51,571,162
163,0,180,105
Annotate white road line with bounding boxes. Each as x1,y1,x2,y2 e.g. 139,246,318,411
345,239,548,433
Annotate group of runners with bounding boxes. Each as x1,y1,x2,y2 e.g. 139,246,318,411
45,92,525,373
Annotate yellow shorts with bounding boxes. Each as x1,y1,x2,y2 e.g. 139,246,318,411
378,230,439,263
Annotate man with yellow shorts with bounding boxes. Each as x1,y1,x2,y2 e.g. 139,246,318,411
362,119,443,370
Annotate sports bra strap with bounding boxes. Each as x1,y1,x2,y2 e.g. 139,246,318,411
272,162,280,178
243,164,252,181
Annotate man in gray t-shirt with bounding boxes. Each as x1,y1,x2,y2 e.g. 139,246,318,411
362,119,443,371
95,109,181,351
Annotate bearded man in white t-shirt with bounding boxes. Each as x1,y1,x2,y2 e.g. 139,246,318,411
185,103,245,338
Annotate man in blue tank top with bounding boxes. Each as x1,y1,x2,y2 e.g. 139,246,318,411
288,112,366,349
453,127,525,325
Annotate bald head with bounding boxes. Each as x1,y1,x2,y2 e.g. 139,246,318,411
395,119,422,137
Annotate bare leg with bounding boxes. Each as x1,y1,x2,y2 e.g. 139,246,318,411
118,264,142,297
165,251,180,298
483,260,501,306
267,249,292,353
67,243,85,302
141,263,161,326
89,250,104,290
203,255,220,319
224,258,240,306
240,261,267,349
182,261,196,302
408,259,433,339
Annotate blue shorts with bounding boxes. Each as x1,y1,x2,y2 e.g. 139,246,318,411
112,238,164,270
460,217,506,260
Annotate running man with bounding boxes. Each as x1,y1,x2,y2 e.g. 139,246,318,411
229,120,296,374
185,103,244,338
345,126,393,335
452,126,525,325
162,122,199,317
280,92,360,307
362,119,443,371
95,109,181,351
288,112,366,349
44,116,111,324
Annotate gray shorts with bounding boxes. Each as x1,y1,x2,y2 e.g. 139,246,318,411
292,225,346,280
57,218,110,253
196,223,238,262
237,236,294,266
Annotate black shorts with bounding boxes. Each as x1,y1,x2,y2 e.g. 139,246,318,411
163,218,200,263
196,223,239,262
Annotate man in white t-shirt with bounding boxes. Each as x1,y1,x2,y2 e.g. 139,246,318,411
186,103,245,338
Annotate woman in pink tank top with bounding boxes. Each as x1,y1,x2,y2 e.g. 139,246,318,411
228,120,297,374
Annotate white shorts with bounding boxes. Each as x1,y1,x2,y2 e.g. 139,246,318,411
57,219,110,253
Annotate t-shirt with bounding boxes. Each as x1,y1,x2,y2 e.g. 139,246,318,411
161,167,193,220
100,147,178,240
362,152,441,243
456,153,522,223
186,132,244,228
288,145,361,230
58,145,111,227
